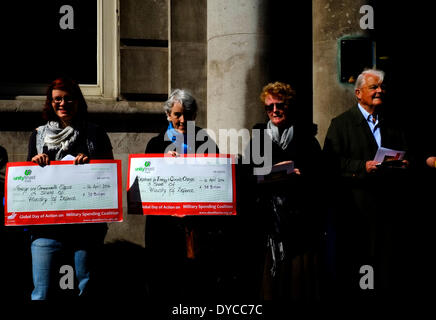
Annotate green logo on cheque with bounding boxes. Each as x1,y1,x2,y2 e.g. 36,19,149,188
13,169,33,181
135,161,152,172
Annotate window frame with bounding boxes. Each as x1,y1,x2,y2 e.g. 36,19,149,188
10,0,119,100
81,0,119,98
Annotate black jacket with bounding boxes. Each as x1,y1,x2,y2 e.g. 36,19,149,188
323,105,408,180
244,122,323,257
144,126,221,259
145,126,219,154
26,121,113,242
247,122,321,175
323,105,410,218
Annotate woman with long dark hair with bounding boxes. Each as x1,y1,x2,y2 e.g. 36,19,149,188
27,77,113,300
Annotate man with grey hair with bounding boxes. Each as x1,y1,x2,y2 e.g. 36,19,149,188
323,68,409,300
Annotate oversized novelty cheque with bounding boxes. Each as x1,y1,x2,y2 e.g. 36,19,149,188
127,154,236,216
5,160,122,226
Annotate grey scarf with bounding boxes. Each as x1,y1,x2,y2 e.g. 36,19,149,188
36,121,79,160
266,120,294,150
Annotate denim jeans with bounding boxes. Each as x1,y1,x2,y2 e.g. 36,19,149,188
30,237,91,300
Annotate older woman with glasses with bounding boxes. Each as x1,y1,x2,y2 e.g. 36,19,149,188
144,89,224,300
27,77,113,300
244,81,323,300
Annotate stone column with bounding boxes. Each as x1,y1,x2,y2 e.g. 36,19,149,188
170,0,207,128
313,0,370,146
207,0,268,154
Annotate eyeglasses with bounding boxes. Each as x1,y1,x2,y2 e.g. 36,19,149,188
52,96,74,104
265,102,286,112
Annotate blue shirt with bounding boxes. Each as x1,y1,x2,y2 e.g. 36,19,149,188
358,104,381,148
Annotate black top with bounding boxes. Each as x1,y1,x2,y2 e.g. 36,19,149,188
26,121,113,242
323,105,411,225
0,145,7,196
323,105,409,180
247,122,322,176
242,122,323,260
145,126,219,154
27,122,113,162
144,126,221,259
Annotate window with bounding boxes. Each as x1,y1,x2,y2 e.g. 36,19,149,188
0,0,118,98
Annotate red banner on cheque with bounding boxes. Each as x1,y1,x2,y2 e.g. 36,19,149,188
5,160,123,226
127,154,236,216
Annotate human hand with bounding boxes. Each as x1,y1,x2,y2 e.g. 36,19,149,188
274,160,292,166
365,160,379,173
31,153,49,166
273,160,300,175
426,156,436,168
74,153,89,164
167,151,180,157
